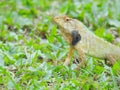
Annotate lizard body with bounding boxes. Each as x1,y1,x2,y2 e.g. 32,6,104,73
53,15,120,65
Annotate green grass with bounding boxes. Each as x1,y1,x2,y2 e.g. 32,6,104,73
0,0,120,89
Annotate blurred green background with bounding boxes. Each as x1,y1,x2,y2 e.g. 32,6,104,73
0,0,120,90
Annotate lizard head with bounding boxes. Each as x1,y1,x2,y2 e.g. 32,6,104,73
53,15,81,45
53,15,73,32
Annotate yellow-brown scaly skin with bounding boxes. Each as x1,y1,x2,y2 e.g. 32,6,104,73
53,15,120,66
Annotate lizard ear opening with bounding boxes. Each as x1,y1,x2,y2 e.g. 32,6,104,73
71,30,81,46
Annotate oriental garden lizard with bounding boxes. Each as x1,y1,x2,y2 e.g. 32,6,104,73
53,15,120,66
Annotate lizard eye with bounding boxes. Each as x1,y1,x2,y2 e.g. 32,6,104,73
66,18,70,21
64,17,70,21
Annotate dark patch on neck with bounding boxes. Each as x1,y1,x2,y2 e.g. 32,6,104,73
71,30,81,46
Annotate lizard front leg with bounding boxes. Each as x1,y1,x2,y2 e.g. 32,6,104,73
64,46,74,66
64,45,86,68
75,46,86,68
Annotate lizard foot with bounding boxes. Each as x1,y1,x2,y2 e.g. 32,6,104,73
105,54,116,66
72,57,86,71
